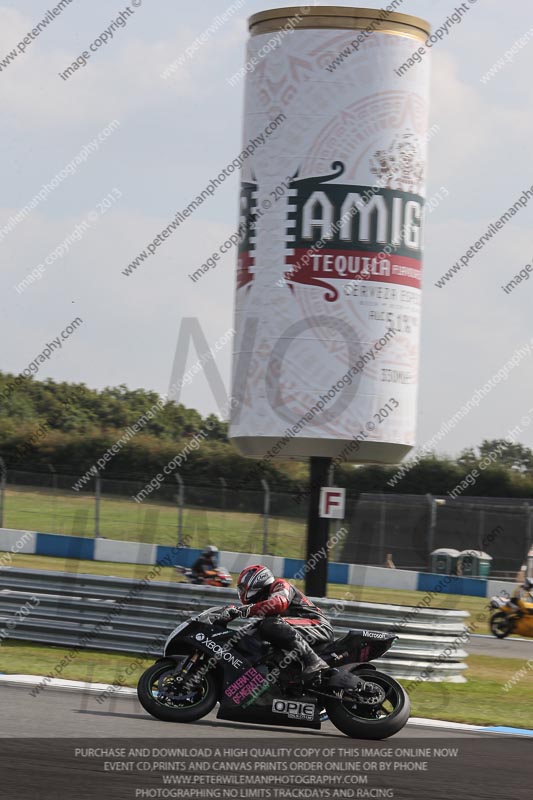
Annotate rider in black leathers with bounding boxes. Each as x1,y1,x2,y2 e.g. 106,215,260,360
218,564,333,680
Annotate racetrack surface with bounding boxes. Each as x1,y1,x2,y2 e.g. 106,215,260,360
2,685,533,800
468,633,533,658
0,684,507,739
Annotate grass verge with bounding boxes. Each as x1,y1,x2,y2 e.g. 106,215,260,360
406,654,533,728
1,551,183,582
1,642,531,728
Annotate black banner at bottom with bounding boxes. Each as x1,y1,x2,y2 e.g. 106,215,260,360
2,737,531,800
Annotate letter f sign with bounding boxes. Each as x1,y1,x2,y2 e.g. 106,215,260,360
319,487,346,519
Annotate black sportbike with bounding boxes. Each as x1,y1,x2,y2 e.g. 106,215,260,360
137,606,410,739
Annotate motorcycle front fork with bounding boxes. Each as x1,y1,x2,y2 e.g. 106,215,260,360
172,652,200,685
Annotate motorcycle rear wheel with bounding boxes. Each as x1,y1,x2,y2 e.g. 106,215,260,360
137,658,218,722
490,611,513,639
326,669,410,740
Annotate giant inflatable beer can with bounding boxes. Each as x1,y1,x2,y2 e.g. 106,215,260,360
229,6,431,463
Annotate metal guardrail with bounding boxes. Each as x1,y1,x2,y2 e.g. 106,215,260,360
0,568,469,682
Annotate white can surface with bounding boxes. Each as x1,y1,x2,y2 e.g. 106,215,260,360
230,6,431,464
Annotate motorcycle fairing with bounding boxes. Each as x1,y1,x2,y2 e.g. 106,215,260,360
319,629,397,665
217,682,322,729
165,626,251,680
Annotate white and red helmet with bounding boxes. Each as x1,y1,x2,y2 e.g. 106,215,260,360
237,564,275,604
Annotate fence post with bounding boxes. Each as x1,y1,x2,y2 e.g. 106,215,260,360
260,479,270,555
0,457,6,528
219,477,227,510
378,493,387,566
48,464,57,533
175,473,185,547
479,508,486,550
426,493,436,563
94,470,101,539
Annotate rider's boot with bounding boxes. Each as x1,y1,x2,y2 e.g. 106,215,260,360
292,634,328,682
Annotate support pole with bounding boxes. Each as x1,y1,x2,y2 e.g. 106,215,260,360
328,462,342,560
305,456,331,597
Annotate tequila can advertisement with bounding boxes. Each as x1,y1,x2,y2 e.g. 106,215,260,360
230,6,431,463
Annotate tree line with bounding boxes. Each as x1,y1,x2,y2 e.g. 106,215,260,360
1,371,532,498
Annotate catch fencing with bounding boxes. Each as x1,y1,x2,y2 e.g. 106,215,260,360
0,468,531,573
0,468,322,560
342,493,533,575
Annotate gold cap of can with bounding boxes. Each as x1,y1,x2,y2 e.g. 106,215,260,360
249,6,430,40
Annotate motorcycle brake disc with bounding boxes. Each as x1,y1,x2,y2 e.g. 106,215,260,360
353,683,386,706
157,675,185,698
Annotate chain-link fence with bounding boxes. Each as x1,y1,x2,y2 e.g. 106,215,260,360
1,469,531,574
340,492,533,576
0,469,308,559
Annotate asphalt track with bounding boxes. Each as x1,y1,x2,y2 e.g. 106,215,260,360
0,684,514,739
468,633,533,658
2,685,533,800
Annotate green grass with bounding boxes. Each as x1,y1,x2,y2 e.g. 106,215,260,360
407,654,533,727
1,552,184,581
0,640,154,687
3,486,307,557
1,641,531,728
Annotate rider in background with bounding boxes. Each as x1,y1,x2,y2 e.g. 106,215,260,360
190,545,219,584
217,564,333,681
510,577,533,612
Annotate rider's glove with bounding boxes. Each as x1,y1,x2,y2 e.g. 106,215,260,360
238,605,253,618
216,606,241,622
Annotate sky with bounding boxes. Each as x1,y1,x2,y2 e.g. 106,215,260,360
1,0,533,459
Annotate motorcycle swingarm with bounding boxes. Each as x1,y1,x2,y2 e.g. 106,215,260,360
323,667,369,689
308,668,370,701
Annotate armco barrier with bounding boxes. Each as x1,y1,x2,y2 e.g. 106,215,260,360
0,567,469,682
0,528,515,598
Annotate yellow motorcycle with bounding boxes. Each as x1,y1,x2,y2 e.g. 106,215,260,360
489,581,533,639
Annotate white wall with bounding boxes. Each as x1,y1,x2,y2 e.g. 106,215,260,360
94,538,157,566
348,563,419,591
0,529,36,557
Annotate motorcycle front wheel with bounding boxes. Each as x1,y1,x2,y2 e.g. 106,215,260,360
137,658,218,722
325,669,410,740
490,611,513,639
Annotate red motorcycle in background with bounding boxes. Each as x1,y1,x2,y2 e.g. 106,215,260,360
175,565,233,588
